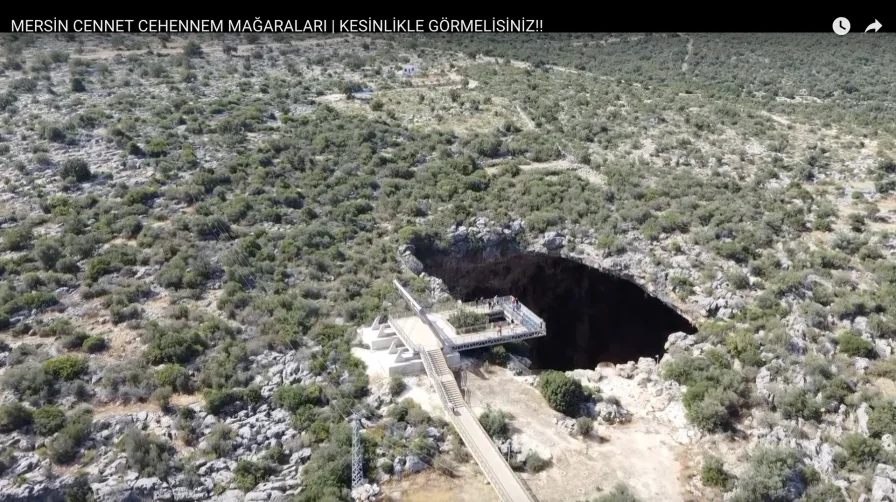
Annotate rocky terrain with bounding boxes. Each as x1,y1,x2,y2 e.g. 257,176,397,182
0,32,894,502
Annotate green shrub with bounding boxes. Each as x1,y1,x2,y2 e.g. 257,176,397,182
868,401,896,438
663,352,747,432
82,336,107,353
777,388,822,422
273,383,323,412
592,482,638,502
33,406,66,436
151,386,173,410
486,345,510,365
234,459,271,492
59,158,91,182
836,331,875,358
3,225,33,251
447,308,487,329
835,433,885,472
118,428,173,478
143,329,207,365
61,332,90,350
43,355,88,381
155,364,192,393
576,416,594,437
183,41,203,58
700,455,731,489
145,137,168,158
479,409,510,439
538,370,586,417
0,402,33,433
524,453,550,473
204,389,243,415
1,363,55,404
388,375,405,396
46,407,92,464
820,376,853,406
34,239,62,269
205,423,234,458
729,447,806,502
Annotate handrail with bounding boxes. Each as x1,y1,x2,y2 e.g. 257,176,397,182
387,315,419,353
418,349,517,502
392,280,539,501
417,308,452,346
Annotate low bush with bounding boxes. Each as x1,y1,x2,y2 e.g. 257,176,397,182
447,308,487,329
868,401,896,438
155,364,192,393
663,351,747,432
777,388,822,422
835,433,887,472
479,409,510,439
388,375,405,396
143,328,207,365
836,331,875,358
538,370,586,417
2,363,55,405
151,386,173,410
591,482,639,502
82,336,107,353
576,416,594,437
0,402,32,433
204,388,244,416
46,407,93,464
234,459,272,492
33,406,66,436
273,383,323,412
700,455,731,489
43,355,88,381
59,158,91,182
729,447,808,502
118,428,173,478
524,453,550,473
205,423,234,458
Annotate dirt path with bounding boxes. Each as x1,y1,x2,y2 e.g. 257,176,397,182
514,102,537,130
466,366,689,502
680,34,694,72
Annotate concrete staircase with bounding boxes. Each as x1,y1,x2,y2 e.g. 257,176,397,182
426,348,464,407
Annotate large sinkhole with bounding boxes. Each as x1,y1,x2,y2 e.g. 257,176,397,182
417,249,697,371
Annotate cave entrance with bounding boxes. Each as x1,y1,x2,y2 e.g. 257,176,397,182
417,249,697,371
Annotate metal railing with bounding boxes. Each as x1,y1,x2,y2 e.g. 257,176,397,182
387,316,419,354
418,349,520,502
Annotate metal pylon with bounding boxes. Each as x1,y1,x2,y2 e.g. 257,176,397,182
350,414,364,489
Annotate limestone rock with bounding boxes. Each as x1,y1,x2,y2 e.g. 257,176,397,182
542,231,566,250
873,464,896,502
858,403,871,437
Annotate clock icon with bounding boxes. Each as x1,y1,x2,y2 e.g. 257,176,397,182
833,17,850,35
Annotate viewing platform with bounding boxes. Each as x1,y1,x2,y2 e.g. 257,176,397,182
355,280,542,502
356,288,546,375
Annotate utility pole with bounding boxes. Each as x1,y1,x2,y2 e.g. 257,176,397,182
350,414,364,489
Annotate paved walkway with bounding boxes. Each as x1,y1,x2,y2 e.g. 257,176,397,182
421,344,538,502
391,279,539,502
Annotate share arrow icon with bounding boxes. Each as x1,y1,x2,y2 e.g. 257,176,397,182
866,20,882,32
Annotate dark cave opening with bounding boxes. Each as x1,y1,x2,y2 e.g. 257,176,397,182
417,249,697,371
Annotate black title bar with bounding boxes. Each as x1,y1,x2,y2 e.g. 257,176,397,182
0,11,892,33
